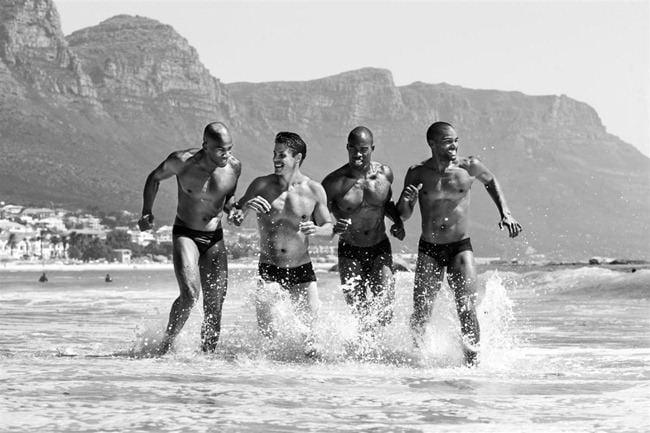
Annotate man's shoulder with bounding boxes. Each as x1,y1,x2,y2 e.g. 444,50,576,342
372,161,394,177
227,155,242,173
170,148,200,162
162,149,199,172
305,176,327,196
458,155,483,171
407,160,429,172
252,173,276,186
322,164,350,183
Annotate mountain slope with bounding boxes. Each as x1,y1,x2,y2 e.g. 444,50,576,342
0,1,647,260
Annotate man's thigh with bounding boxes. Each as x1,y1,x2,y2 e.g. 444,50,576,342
290,281,320,312
199,241,228,300
172,236,201,293
447,250,478,298
338,256,365,287
369,252,395,296
414,253,445,303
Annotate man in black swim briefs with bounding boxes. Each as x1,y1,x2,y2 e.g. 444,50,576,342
322,126,404,328
230,132,333,356
172,225,224,255
397,122,522,366
138,122,241,354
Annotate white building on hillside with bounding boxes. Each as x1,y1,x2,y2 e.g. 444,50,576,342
129,229,155,246
156,226,173,244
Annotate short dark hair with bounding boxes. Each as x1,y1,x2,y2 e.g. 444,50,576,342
275,131,307,165
426,121,454,143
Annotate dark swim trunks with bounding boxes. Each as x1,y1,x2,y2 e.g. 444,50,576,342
172,225,224,255
338,237,393,275
418,237,473,267
258,262,317,288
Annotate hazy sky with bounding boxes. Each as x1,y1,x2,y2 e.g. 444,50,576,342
55,0,649,156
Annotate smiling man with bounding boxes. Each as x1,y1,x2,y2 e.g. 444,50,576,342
397,121,522,366
138,121,241,355
322,126,404,329
230,131,333,357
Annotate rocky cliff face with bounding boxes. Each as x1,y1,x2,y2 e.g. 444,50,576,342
0,1,647,259
226,72,650,260
0,0,94,98
66,15,231,119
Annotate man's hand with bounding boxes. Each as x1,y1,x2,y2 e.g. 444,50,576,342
228,208,245,226
138,214,154,232
499,214,522,238
390,223,405,240
246,196,272,214
299,220,318,236
402,183,423,202
332,218,352,235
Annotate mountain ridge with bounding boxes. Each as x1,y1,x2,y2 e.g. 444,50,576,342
0,2,647,260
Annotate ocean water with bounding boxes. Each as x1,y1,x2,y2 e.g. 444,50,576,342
0,265,648,432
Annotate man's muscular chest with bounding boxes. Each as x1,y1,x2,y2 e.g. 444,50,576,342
177,170,233,201
269,188,315,221
420,168,473,202
338,175,390,211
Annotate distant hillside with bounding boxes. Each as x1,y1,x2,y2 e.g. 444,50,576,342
0,0,648,260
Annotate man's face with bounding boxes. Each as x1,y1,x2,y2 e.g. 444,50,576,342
203,135,233,167
273,142,299,175
429,127,459,162
346,138,373,168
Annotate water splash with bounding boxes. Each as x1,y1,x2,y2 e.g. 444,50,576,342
115,270,520,368
477,270,518,369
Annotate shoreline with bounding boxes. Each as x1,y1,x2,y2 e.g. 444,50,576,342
1,260,647,273
0,260,336,272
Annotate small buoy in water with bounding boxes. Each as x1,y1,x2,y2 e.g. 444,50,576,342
39,272,48,283
105,273,113,283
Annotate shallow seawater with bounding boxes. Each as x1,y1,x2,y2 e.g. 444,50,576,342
1,266,648,432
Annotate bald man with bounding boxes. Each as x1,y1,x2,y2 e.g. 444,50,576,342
322,126,404,329
397,121,522,366
138,121,241,355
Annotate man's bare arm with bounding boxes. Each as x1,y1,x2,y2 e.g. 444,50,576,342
301,181,334,238
468,156,522,238
229,177,270,226
223,193,237,215
396,166,421,221
139,153,181,231
321,174,351,235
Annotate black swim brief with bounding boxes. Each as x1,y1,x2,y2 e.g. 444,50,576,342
258,262,317,288
173,225,224,255
338,237,393,275
418,237,473,267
